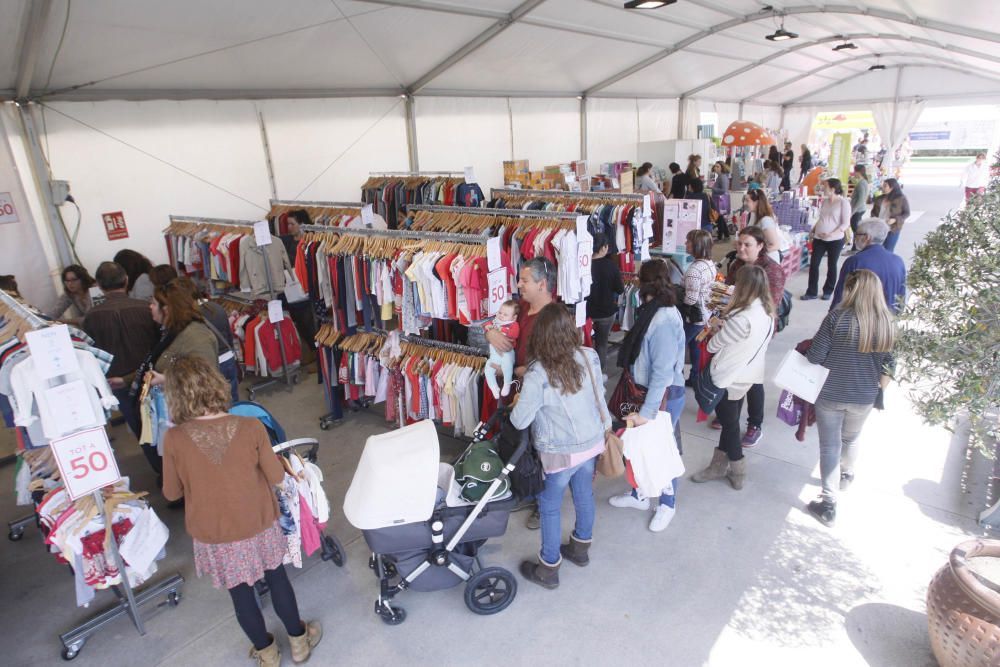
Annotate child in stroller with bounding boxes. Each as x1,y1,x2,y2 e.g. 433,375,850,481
344,410,532,625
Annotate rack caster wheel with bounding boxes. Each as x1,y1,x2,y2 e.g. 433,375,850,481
62,642,84,661
8,529,23,541
376,602,406,626
321,534,346,567
167,591,182,606
319,421,331,430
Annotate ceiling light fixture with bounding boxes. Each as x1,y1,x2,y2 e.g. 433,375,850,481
765,22,798,41
833,42,857,51
624,0,676,9
869,54,886,71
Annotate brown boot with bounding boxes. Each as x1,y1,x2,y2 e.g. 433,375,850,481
559,534,591,567
691,449,729,483
289,620,323,664
727,458,747,490
249,636,280,667
519,555,560,589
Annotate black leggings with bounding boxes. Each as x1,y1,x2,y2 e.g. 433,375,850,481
228,565,303,650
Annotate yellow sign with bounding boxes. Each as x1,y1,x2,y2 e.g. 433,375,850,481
813,110,875,130
829,132,852,183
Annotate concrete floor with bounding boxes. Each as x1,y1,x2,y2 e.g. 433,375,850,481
0,185,988,667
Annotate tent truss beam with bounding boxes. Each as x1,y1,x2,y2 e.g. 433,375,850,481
14,0,53,100
585,4,1000,95
784,63,1000,106
403,0,548,95
743,51,985,105
681,32,1000,99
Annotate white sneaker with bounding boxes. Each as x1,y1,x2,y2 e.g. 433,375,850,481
649,505,676,532
609,493,649,510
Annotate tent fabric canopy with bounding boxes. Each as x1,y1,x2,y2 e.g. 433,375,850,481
3,0,1000,106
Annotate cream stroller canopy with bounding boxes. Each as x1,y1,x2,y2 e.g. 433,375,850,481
344,419,441,530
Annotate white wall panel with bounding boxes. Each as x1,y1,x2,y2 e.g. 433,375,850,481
38,100,270,268
415,97,510,192
259,97,408,201
638,99,679,143
509,98,581,168
586,98,638,167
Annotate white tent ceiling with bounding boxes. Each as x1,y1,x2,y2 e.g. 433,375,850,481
3,0,1000,105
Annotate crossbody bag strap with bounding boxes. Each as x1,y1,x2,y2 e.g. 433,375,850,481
746,320,773,367
581,349,611,426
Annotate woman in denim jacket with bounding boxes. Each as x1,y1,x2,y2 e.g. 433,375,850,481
608,259,687,532
511,304,609,590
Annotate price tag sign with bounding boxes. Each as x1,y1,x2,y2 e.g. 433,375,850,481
487,267,507,317
575,301,586,328
50,427,121,500
45,380,99,436
0,192,19,224
25,324,80,380
464,166,477,184
486,236,502,271
577,238,593,274
253,220,272,247
361,204,374,228
267,299,284,323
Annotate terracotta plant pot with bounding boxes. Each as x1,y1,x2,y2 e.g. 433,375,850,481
927,539,1000,667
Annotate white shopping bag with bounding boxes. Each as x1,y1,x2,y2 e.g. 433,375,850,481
772,349,829,404
283,270,308,303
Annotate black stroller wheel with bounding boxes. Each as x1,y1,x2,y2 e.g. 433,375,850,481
377,603,407,625
321,534,346,567
464,567,517,615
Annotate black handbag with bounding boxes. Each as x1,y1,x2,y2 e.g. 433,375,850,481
494,417,544,499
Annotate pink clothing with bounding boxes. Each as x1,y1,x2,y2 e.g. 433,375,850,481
299,494,325,557
543,439,604,475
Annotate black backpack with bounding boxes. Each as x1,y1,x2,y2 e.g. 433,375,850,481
775,289,792,332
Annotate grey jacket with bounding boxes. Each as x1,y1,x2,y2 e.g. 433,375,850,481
238,236,292,297
510,348,610,454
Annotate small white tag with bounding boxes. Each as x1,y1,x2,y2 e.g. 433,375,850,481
25,325,79,380
486,237,502,271
267,300,284,323
464,166,477,183
253,220,272,246
361,204,374,228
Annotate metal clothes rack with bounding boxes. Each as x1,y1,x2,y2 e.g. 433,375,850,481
407,204,578,220
369,171,464,177
490,187,645,202
270,199,365,208
0,290,184,660
168,215,299,400
298,223,490,244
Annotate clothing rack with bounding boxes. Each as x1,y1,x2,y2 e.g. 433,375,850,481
298,223,489,244
268,200,366,222
167,215,299,399
369,171,464,177
1,289,184,659
408,204,578,220
399,333,485,357
490,188,645,202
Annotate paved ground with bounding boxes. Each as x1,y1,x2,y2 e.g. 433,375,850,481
0,184,986,666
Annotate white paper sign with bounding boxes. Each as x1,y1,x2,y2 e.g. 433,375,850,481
487,267,507,317
577,238,593,275
267,299,284,324
772,349,830,404
44,380,99,436
486,236,502,271
576,215,590,238
25,325,80,380
50,427,122,500
253,220,272,247
575,301,587,328
643,193,651,218
361,204,374,228
0,192,19,224
464,166,477,184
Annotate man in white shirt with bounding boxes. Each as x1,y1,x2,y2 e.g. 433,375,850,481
962,153,989,201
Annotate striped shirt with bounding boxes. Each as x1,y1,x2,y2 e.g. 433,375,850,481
807,309,894,405
683,259,716,323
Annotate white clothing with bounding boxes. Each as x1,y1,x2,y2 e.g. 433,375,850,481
962,162,989,189
621,412,685,499
707,300,773,400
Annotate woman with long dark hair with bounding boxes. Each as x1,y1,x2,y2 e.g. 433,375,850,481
163,356,321,664
691,265,774,490
871,177,910,253
511,304,609,589
607,259,686,532
113,249,154,301
799,145,814,181
805,270,896,526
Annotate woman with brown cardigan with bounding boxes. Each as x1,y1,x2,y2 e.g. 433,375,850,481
163,356,321,666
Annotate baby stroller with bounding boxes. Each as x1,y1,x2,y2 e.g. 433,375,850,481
344,411,531,625
230,401,346,567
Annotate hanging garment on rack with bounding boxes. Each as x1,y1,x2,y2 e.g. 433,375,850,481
361,175,475,228
239,235,293,297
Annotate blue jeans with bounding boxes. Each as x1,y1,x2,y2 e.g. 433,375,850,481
632,386,685,507
883,229,901,253
538,456,596,565
684,323,705,381
220,356,240,403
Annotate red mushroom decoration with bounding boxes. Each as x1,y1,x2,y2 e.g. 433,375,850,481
721,121,776,147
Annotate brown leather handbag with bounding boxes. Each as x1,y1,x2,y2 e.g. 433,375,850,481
584,355,625,478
